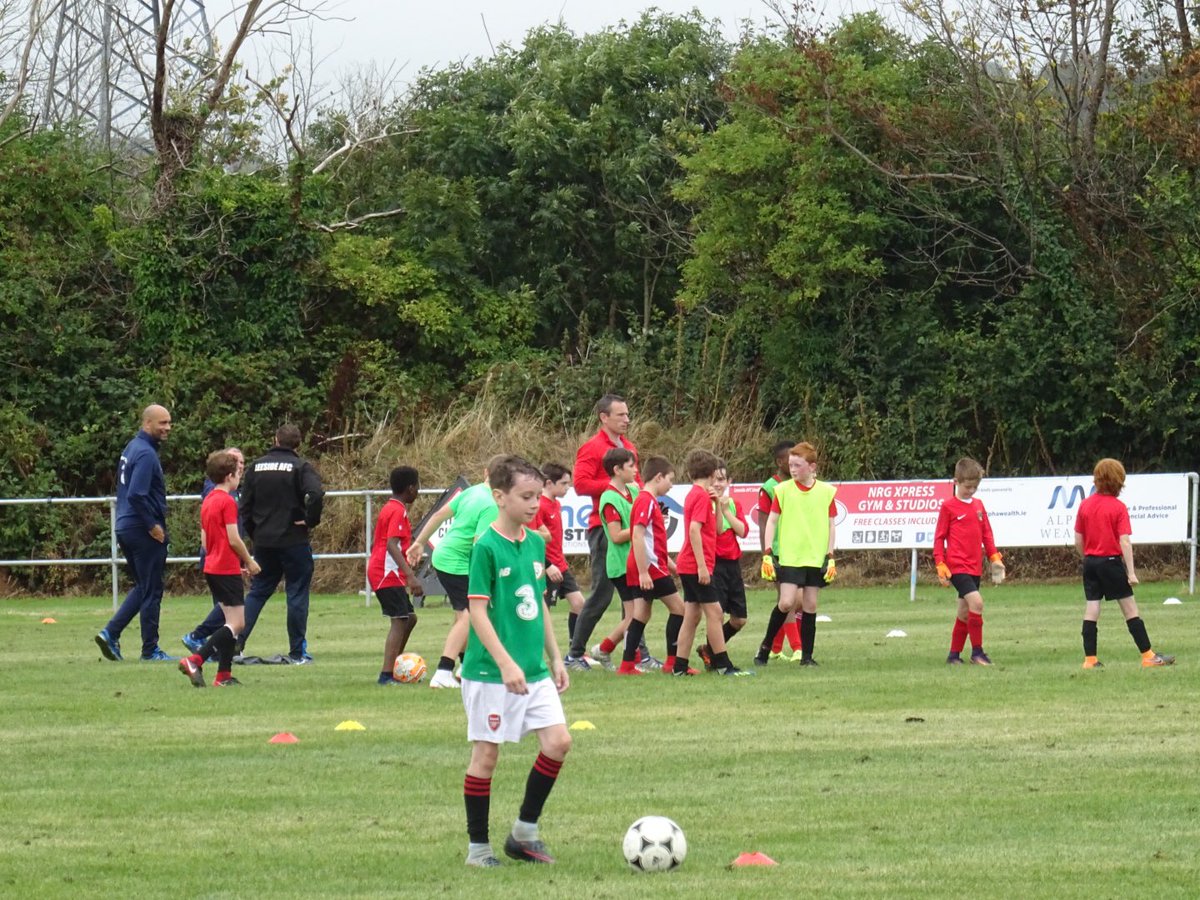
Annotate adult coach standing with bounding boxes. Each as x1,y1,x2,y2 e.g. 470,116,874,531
565,394,649,667
95,404,175,662
237,424,324,663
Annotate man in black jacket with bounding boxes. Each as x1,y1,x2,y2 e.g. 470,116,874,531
237,424,325,663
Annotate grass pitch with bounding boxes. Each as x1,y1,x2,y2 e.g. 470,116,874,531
1,582,1197,898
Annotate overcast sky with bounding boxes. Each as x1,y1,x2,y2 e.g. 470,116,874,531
266,0,878,84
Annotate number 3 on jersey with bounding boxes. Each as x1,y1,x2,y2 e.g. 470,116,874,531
514,584,539,621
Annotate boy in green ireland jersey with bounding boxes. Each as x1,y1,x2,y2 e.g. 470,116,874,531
461,456,571,868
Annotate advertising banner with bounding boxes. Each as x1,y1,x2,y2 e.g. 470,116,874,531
431,474,1191,557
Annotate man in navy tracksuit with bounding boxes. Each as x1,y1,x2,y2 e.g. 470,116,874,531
95,405,175,662
237,424,324,663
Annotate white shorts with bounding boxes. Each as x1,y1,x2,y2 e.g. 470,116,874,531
462,677,566,744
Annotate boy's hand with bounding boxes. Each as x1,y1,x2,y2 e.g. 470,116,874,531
822,555,837,583
546,564,563,584
639,571,653,591
935,561,951,586
698,565,711,585
404,544,424,568
551,658,569,693
760,554,776,582
500,660,528,695
1127,570,1139,586
410,581,425,598
245,559,262,577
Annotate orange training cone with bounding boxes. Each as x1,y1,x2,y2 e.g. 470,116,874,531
268,732,299,744
41,618,57,624
731,851,778,867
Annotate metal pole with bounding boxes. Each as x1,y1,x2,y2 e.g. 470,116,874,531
1189,473,1198,596
364,492,373,607
910,548,918,602
109,498,119,611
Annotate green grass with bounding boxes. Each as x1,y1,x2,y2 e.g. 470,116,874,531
1,583,1198,898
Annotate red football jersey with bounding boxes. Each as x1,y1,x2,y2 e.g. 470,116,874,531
201,489,242,576
627,490,670,581
932,495,998,576
532,494,568,571
1074,492,1130,556
368,498,412,590
675,484,716,574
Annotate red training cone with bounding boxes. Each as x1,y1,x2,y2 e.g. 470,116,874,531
268,732,299,744
731,852,778,867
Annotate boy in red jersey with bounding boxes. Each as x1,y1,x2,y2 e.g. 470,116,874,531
179,451,261,687
673,450,750,676
532,463,586,643
759,441,803,660
932,458,1003,666
697,465,749,670
620,456,685,675
461,456,571,867
756,442,838,667
368,466,424,685
1074,458,1175,669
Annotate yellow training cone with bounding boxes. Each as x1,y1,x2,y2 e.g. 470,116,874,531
41,618,57,624
335,720,366,731
569,720,596,731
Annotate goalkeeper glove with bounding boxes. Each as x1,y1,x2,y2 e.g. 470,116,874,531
988,552,1005,584
760,554,776,582
935,561,952,586
822,554,837,583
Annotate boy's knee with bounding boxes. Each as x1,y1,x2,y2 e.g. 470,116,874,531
549,730,573,759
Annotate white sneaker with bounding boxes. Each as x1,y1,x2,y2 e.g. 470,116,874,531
590,643,613,669
430,668,461,689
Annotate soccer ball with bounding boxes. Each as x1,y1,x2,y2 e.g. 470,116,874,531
392,652,427,683
622,815,686,872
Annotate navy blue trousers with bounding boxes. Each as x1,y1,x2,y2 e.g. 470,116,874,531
106,529,169,658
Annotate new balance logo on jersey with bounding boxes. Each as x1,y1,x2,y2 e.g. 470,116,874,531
533,561,544,579
499,567,512,576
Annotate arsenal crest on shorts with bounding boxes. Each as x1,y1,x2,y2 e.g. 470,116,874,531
488,713,501,731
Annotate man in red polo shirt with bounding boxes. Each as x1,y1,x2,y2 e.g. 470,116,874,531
565,394,651,668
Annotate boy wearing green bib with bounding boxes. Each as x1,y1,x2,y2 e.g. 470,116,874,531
407,459,501,688
755,442,838,667
589,448,640,670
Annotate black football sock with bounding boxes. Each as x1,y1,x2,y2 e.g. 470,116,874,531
464,775,491,844
199,625,237,672
712,650,732,670
665,613,683,656
623,619,647,663
438,656,455,672
673,656,690,674
1126,617,1151,654
761,606,788,653
800,611,817,658
518,753,563,825
722,621,741,643
1082,620,1098,656
567,613,577,642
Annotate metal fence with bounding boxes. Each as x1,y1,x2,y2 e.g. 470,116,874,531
0,488,445,610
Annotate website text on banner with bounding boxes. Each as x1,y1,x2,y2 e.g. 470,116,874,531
523,475,1190,555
